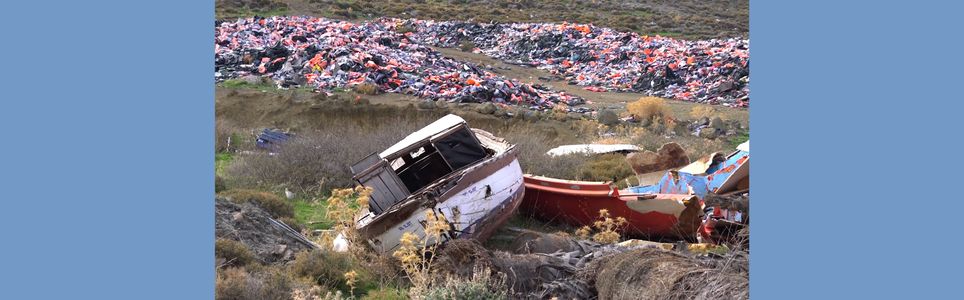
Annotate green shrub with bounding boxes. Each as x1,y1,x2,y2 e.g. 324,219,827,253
422,270,506,300
361,287,409,300
216,239,255,267
289,250,374,294
218,189,294,219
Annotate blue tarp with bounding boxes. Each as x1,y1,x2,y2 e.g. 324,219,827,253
256,129,292,150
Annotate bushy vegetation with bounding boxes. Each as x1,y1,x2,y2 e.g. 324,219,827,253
393,211,450,296
216,238,256,268
225,111,435,193
689,105,719,119
290,250,373,294
222,99,731,194
353,83,380,95
575,209,628,244
627,97,674,124
218,189,294,219
422,266,507,300
578,153,636,183
360,287,408,300
216,266,303,300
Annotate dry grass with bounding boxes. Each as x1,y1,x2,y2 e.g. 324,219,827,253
689,105,719,119
216,266,305,300
575,209,628,244
393,211,451,297
359,287,408,300
627,97,674,123
577,154,636,184
225,114,432,194
353,83,380,95
422,266,507,300
587,247,748,300
294,0,748,39
216,119,246,153
220,94,731,192
290,250,372,294
216,238,256,268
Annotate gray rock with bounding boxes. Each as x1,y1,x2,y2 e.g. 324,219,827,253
697,117,710,126
478,102,498,114
699,127,720,139
597,109,620,126
710,117,726,129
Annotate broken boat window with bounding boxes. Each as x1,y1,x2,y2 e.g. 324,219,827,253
433,127,488,171
390,157,406,170
409,147,426,158
396,143,453,193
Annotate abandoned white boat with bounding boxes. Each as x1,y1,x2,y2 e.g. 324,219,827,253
349,114,524,254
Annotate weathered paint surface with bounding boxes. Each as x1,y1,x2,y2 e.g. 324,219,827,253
520,175,701,239
627,149,748,198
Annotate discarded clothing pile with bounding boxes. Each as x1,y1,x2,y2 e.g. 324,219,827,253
407,20,750,107
215,16,585,110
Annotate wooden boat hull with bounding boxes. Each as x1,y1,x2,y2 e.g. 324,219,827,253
359,150,525,254
521,175,702,241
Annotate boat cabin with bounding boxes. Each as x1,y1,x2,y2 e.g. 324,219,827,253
350,115,491,215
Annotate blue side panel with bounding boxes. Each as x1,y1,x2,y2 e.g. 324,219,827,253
707,150,749,192
627,150,748,198
627,171,710,197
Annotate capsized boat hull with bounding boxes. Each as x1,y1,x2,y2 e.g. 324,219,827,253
520,175,702,241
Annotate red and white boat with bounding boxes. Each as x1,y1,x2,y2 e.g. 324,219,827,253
520,175,703,241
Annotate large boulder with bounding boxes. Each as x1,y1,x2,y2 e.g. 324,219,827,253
699,127,720,139
597,109,620,126
710,117,726,129
625,143,690,175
